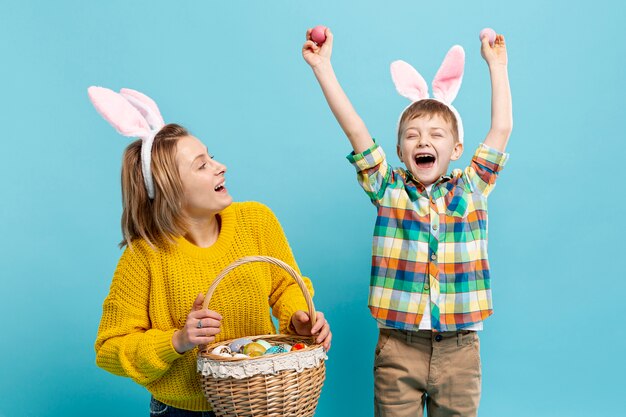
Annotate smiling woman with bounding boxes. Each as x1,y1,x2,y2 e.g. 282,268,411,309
88,87,332,416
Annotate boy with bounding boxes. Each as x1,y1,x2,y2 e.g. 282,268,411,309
302,27,512,417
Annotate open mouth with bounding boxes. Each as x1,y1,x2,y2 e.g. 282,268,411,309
214,182,226,192
414,153,436,169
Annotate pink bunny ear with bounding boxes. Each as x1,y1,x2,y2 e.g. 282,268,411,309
119,88,165,129
432,45,465,104
88,86,151,137
390,60,429,102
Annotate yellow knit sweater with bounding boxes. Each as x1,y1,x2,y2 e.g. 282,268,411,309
94,202,314,411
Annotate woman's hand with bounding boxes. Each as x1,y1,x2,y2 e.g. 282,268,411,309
290,310,332,351
481,33,508,67
302,27,333,69
172,293,222,354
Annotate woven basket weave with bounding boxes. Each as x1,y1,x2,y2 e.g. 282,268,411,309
197,256,326,417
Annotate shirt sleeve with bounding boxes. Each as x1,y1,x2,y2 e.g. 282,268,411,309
465,143,510,198
256,204,315,334
94,245,183,386
346,141,393,205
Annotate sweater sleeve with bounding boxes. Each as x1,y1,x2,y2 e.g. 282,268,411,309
94,245,183,386
255,203,315,334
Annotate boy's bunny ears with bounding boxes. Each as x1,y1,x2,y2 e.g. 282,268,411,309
88,86,166,199
390,45,465,143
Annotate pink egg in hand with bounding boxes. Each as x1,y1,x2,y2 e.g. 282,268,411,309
480,28,496,45
311,25,327,45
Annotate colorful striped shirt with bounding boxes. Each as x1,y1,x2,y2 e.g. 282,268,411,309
347,142,509,331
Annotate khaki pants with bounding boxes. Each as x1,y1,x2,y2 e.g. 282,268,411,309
374,328,481,417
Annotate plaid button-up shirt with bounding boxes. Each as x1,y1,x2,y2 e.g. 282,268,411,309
347,142,509,331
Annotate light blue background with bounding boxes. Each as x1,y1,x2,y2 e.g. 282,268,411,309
1,1,624,416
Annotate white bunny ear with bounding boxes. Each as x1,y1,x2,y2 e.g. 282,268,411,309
119,88,165,130
88,86,152,138
390,60,429,102
88,86,164,200
432,45,465,104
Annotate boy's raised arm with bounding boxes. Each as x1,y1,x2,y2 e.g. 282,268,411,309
303,27,374,154
481,34,513,152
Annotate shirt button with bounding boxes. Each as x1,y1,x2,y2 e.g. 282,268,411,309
431,254,437,260
424,284,430,291
432,224,438,231
435,334,443,342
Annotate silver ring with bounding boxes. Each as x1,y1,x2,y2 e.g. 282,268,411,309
197,320,203,329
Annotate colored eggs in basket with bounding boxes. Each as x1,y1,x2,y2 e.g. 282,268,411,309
243,342,266,357
229,338,253,353
292,343,307,351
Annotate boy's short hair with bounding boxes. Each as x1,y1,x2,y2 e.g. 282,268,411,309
397,99,459,145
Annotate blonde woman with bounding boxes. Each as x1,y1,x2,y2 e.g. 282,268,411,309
89,88,331,416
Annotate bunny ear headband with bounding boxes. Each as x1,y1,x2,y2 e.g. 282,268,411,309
87,86,166,199
390,45,465,143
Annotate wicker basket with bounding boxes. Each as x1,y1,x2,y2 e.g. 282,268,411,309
197,256,327,417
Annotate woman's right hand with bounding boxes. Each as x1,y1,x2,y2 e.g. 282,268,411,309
302,27,333,69
172,293,222,354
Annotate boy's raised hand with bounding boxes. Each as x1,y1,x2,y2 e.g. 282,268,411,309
302,27,333,68
481,34,508,67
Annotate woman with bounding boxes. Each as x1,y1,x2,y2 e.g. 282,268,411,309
90,87,331,416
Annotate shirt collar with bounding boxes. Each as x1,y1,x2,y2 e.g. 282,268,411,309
401,169,453,201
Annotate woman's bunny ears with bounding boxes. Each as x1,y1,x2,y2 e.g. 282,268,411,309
88,86,166,199
390,45,465,143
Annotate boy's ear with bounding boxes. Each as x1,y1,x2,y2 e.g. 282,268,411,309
397,144,403,162
451,141,464,161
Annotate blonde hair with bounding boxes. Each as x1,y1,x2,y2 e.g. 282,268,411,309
397,99,459,145
120,124,189,248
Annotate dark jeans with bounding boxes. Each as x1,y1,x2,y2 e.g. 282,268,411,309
150,397,216,417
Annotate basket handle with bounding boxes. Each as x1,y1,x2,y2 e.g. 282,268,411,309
202,255,317,328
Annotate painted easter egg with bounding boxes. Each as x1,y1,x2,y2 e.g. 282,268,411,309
292,342,306,351
243,342,266,357
232,353,248,359
229,338,253,353
480,28,496,46
311,25,327,45
256,339,272,350
264,345,288,355
211,345,232,357
281,344,292,352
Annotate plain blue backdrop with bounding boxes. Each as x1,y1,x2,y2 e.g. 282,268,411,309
1,1,625,416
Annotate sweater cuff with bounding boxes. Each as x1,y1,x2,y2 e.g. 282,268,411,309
280,295,312,335
154,329,184,363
